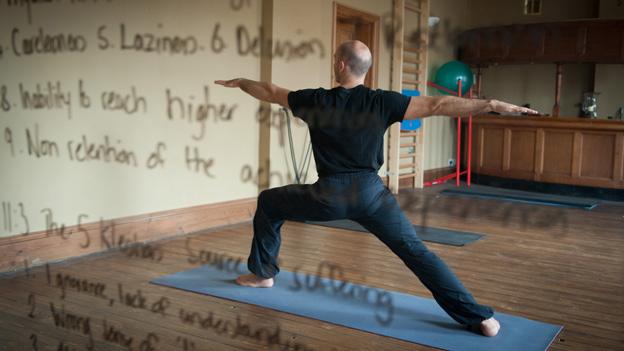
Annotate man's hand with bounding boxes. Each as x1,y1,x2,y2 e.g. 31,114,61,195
214,79,242,88
404,95,542,120
491,100,540,115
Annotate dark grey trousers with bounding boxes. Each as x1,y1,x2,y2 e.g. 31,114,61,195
247,171,494,325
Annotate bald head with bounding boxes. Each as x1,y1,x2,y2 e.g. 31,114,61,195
336,40,372,77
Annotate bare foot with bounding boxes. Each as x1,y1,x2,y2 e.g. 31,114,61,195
479,317,500,337
235,273,274,288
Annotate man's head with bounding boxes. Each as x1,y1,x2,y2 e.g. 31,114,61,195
333,40,372,85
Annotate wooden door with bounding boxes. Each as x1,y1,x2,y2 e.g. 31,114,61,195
333,4,379,88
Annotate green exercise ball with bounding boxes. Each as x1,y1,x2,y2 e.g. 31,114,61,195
434,60,473,96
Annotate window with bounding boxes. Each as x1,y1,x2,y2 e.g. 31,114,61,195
524,0,542,15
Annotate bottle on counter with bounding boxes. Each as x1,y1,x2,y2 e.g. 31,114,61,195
616,107,623,121
581,92,600,119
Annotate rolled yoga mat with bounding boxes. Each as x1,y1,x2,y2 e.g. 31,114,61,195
440,188,598,210
304,219,484,246
151,265,563,351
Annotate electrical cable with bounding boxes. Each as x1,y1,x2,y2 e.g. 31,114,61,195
283,108,312,184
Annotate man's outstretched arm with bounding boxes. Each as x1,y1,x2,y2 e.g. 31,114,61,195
215,78,291,109
403,95,540,120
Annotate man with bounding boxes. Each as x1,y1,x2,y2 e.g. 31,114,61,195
216,40,538,337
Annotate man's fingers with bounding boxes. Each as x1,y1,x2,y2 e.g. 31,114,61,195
215,79,236,86
518,106,540,115
214,79,241,88
520,109,540,115
493,100,541,115
510,104,540,115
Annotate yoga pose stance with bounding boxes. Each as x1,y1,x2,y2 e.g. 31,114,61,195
216,40,538,337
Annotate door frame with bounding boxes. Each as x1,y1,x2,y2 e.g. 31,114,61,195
332,2,380,88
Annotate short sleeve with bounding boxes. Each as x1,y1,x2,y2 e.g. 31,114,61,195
382,90,411,126
288,88,325,122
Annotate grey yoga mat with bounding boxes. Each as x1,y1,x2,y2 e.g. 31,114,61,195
440,188,598,210
304,219,484,246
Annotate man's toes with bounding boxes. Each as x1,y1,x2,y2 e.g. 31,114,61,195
235,275,249,286
480,317,500,337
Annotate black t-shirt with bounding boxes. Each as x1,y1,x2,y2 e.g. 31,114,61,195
287,84,411,177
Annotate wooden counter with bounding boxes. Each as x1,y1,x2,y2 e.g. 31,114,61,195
464,115,624,189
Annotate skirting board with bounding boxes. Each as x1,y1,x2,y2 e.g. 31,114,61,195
0,198,257,273
383,166,455,188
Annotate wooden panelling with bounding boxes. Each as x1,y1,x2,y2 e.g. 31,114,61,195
465,116,624,189
580,133,615,179
616,133,624,181
534,129,545,181
382,167,455,188
423,166,455,183
0,198,257,273
571,132,583,178
584,22,623,62
461,30,480,61
459,19,624,65
507,26,544,61
542,24,580,60
503,129,512,171
466,115,624,131
543,131,574,176
479,29,507,61
509,130,536,173
481,128,504,170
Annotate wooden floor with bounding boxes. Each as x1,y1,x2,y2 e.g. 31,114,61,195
1,185,623,350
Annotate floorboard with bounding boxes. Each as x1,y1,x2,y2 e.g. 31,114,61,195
1,184,623,350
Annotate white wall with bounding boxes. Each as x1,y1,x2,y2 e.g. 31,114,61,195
480,64,593,117
0,0,321,237
0,0,398,238
594,65,624,118
424,0,470,170
598,0,624,18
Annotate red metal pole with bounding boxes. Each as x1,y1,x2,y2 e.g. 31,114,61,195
476,66,483,99
456,79,462,187
427,81,459,96
468,89,473,187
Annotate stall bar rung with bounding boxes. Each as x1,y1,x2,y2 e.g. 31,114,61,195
404,47,423,54
399,163,416,169
401,142,418,147
402,67,420,75
403,57,421,64
405,4,421,13
401,132,419,137
399,173,417,179
402,79,420,85
400,153,417,159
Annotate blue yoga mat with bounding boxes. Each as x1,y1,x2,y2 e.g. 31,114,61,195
151,265,563,351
